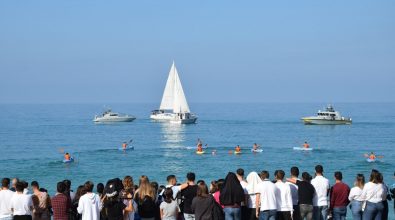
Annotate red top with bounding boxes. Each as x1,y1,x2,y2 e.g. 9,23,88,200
52,193,70,220
330,182,350,209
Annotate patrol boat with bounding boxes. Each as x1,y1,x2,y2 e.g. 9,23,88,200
301,105,352,125
93,109,136,123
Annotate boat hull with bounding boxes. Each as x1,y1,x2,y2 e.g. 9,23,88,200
301,118,352,125
93,117,136,123
150,113,197,124
170,118,197,124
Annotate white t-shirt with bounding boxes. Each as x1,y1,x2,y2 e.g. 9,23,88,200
348,187,364,202
0,189,15,217
77,193,102,220
247,194,257,209
361,182,387,203
286,180,299,206
256,180,277,211
160,200,178,220
311,175,329,206
10,193,32,216
275,181,293,212
240,180,248,206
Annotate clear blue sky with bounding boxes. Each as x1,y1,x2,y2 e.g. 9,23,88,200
0,1,394,103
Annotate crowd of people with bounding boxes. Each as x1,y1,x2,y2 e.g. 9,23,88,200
0,166,394,220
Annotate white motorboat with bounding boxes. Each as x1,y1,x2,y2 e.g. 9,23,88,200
93,109,136,123
150,62,197,124
301,105,352,125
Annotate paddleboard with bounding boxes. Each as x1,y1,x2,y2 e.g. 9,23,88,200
196,151,205,155
119,146,134,151
366,158,376,163
293,147,313,151
63,158,74,163
234,151,242,154
251,149,263,153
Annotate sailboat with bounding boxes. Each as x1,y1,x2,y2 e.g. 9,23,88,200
150,62,198,124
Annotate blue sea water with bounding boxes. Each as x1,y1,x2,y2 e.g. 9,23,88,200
0,103,394,217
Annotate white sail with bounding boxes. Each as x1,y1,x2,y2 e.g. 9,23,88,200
173,66,190,113
159,62,176,110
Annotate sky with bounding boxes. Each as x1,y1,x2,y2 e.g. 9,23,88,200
0,1,394,103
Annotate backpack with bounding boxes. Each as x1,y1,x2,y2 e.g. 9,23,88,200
210,196,224,220
138,195,157,218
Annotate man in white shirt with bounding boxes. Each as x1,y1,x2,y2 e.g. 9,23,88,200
162,175,190,199
10,182,33,220
275,170,293,220
286,166,300,220
256,171,277,220
0,178,15,220
237,168,249,220
311,165,330,220
77,181,102,220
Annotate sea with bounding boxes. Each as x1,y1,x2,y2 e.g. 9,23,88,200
0,103,394,217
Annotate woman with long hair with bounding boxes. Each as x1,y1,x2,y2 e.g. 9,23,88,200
348,174,365,220
191,183,213,220
134,176,157,220
213,179,225,207
122,176,136,220
159,188,178,220
361,170,388,220
245,172,262,220
70,185,85,220
220,172,245,220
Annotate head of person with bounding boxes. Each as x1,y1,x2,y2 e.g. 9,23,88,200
260,170,269,180
275,170,285,181
57,181,66,194
315,165,324,175
31,181,39,191
197,182,209,198
138,178,155,200
21,181,28,189
15,182,25,193
151,181,159,194
2,178,10,189
354,174,365,188
75,185,86,201
334,171,343,181
246,172,262,194
96,183,104,195
369,169,380,183
219,172,245,205
217,179,225,191
167,175,177,186
236,168,244,179
123,176,134,194
302,172,312,182
291,167,299,178
209,180,218,194
197,180,205,185
139,175,150,186
186,172,195,182
163,187,174,203
63,179,71,192
12,178,19,188
84,181,94,193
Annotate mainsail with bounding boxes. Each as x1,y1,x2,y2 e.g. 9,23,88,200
159,62,191,113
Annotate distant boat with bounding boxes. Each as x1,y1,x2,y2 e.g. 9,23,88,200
93,109,136,123
150,62,197,124
301,105,352,125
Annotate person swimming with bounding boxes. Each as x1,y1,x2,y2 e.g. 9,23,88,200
253,143,260,150
368,152,376,160
235,145,241,152
197,143,203,152
122,141,128,150
303,141,310,149
64,153,71,160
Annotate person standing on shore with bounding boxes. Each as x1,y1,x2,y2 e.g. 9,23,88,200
51,182,69,220
191,183,212,220
77,181,101,220
220,172,245,220
286,167,300,220
30,181,50,220
274,170,293,220
160,188,178,220
311,165,330,220
0,178,15,220
180,173,198,220
287,172,315,220
348,174,365,220
361,169,388,220
255,171,277,220
236,168,249,220
329,172,350,220
10,182,33,220
246,172,262,220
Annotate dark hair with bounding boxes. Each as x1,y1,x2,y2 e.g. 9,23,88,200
187,172,195,181
31,181,39,189
21,181,28,188
15,182,25,192
57,182,66,193
197,180,205,185
167,175,176,182
275,170,285,180
315,165,324,174
217,179,225,191
164,188,174,203
210,180,218,194
236,168,244,177
302,172,312,181
74,185,86,202
84,181,94,192
151,182,159,192
39,188,47,193
355,174,365,188
97,183,104,194
1,178,10,188
197,183,209,198
370,169,380,183
334,171,343,181
63,180,71,190
291,167,299,177
260,170,269,180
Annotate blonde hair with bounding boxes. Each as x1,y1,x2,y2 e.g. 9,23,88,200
138,175,154,200
123,176,134,194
